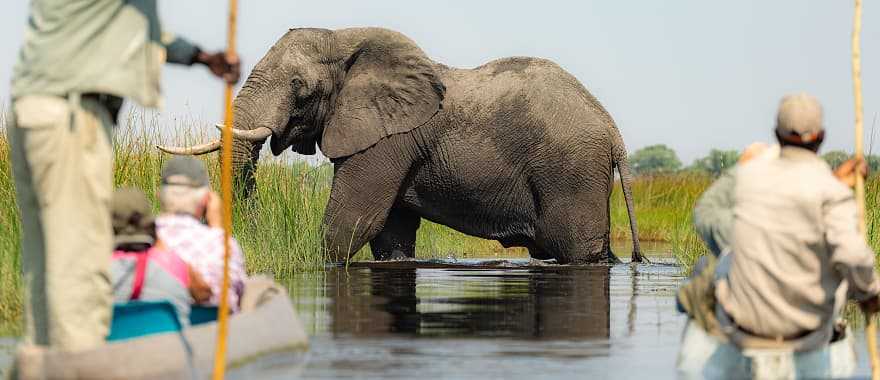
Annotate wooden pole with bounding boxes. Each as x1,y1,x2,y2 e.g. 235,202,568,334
212,0,238,378
852,1,879,379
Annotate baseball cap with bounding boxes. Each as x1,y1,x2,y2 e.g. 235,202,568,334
111,187,156,249
161,156,210,187
775,93,824,143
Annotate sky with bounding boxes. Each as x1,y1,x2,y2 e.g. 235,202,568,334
2,1,880,164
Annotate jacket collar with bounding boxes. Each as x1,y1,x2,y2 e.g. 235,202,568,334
779,146,820,162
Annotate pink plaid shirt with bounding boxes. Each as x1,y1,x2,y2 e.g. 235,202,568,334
156,214,246,312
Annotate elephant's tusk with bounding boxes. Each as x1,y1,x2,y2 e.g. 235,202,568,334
156,140,222,155
214,124,273,142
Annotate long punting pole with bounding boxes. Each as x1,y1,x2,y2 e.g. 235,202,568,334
212,0,238,378
852,1,879,379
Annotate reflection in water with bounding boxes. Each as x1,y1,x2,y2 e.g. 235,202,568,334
327,266,611,340
628,264,638,336
280,260,692,379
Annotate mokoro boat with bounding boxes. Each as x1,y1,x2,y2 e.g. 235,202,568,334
13,280,308,380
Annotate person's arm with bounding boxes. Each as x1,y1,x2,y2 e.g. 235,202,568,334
693,142,774,257
693,169,736,257
825,160,880,305
188,265,213,304
825,191,880,302
230,239,247,301
160,32,241,84
204,190,223,229
203,191,247,304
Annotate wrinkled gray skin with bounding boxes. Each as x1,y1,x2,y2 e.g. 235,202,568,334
176,27,642,264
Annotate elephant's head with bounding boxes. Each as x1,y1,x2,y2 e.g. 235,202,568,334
159,28,446,195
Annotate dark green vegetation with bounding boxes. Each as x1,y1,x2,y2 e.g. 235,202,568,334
630,144,880,177
629,145,739,177
629,144,682,175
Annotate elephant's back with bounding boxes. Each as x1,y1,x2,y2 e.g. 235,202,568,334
439,56,617,162
422,57,617,202
443,57,616,134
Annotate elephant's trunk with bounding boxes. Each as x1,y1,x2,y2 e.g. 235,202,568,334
156,106,266,198
229,106,265,198
611,127,643,263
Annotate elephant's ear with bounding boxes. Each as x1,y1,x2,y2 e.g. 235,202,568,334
321,37,445,159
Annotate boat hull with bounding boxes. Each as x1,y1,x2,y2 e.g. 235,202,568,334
14,288,308,379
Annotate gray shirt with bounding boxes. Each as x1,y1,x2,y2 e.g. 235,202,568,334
711,146,880,340
11,0,198,107
111,249,192,326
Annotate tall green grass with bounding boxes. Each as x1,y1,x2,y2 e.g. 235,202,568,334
610,174,713,271
5,108,880,335
0,109,23,337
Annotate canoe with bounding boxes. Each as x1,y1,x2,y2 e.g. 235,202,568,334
13,279,308,380
676,320,857,379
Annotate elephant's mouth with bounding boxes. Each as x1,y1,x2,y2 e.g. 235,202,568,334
270,122,317,156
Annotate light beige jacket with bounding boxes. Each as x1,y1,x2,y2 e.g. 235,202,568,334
714,146,880,342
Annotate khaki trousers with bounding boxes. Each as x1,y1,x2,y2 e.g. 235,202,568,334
9,95,113,352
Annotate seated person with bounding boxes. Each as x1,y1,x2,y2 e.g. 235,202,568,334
110,187,212,325
156,157,247,312
677,93,880,378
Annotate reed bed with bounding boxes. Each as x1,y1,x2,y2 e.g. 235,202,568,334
3,109,880,335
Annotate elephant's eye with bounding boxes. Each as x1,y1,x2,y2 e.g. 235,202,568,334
292,77,317,100
291,77,305,92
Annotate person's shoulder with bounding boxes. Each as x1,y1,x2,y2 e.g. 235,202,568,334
807,161,854,199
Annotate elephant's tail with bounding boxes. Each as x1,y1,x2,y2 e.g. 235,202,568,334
611,127,644,263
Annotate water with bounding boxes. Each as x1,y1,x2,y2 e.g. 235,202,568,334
2,254,876,379
275,258,687,379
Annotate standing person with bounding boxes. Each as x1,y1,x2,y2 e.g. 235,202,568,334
8,1,240,351
156,157,247,313
677,93,880,378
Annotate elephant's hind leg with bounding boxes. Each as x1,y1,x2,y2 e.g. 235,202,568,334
370,207,421,260
535,195,612,264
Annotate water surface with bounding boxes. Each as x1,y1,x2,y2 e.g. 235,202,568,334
3,254,875,379
274,258,687,379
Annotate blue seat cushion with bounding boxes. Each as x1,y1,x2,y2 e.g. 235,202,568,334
107,301,182,342
190,305,218,325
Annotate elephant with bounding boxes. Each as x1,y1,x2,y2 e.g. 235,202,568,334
159,27,642,264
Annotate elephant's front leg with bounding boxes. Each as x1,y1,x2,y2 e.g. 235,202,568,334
370,207,421,260
322,134,418,263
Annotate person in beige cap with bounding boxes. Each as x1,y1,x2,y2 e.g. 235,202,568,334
677,93,880,378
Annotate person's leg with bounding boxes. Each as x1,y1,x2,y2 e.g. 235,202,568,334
11,95,114,351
